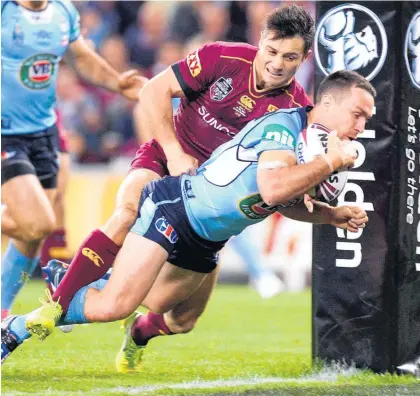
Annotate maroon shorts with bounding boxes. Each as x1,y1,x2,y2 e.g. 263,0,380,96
129,139,169,177
56,112,69,153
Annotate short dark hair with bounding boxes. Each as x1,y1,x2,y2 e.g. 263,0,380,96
263,5,315,55
316,70,376,102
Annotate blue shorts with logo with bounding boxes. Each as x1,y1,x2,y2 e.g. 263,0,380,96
131,176,226,273
1,125,60,189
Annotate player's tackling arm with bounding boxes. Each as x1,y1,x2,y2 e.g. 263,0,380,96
65,36,147,101
135,67,198,175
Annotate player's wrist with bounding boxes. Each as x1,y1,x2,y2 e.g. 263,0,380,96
323,151,344,172
163,141,185,160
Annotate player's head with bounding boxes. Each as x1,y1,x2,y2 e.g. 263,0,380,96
314,70,376,140
255,5,314,90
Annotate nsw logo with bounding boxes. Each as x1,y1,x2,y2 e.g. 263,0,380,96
405,11,420,90
155,217,179,244
20,54,58,90
210,77,233,101
315,4,388,81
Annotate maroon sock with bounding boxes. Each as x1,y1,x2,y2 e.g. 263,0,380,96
39,228,70,267
131,312,172,346
52,229,120,313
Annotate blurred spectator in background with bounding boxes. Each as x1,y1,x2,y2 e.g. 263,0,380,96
167,1,201,43
80,5,111,49
124,2,170,71
246,1,276,45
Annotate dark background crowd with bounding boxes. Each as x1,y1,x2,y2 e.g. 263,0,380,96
59,1,315,164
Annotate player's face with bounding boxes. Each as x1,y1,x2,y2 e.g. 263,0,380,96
326,87,375,140
256,32,308,90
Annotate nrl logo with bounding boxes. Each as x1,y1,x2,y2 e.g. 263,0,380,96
210,77,233,101
405,11,420,90
315,4,387,81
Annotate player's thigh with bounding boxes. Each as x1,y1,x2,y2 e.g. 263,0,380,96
97,232,169,316
1,174,56,231
115,168,160,210
141,262,209,313
168,265,220,318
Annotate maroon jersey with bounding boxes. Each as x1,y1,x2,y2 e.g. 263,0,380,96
171,41,312,164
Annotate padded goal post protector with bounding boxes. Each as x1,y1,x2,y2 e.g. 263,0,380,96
312,1,401,372
395,1,420,368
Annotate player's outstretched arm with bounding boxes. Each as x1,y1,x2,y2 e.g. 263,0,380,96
65,36,147,101
280,197,368,233
135,67,198,176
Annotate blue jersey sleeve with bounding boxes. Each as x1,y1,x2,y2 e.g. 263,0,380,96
59,0,81,43
252,113,302,157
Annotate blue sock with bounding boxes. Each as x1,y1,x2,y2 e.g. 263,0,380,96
228,229,272,281
1,242,39,310
7,279,108,344
57,278,108,326
9,315,31,344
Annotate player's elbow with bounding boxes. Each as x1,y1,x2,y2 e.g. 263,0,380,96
258,176,290,207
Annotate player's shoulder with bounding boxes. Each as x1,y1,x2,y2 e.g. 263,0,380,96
1,0,17,14
260,107,307,133
207,41,258,63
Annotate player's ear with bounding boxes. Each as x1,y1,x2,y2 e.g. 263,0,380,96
321,93,333,108
303,49,312,61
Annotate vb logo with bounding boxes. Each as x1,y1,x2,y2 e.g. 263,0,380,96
82,248,104,267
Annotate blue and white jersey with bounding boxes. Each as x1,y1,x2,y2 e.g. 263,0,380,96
182,106,309,242
1,0,80,134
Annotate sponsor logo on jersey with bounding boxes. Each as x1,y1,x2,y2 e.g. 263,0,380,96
1,151,16,160
33,30,52,42
210,77,233,101
155,217,179,244
198,106,235,137
314,4,387,81
60,16,70,46
234,95,256,117
239,194,300,219
12,23,25,45
233,106,247,118
267,104,279,113
239,95,255,111
186,50,202,77
81,248,104,267
1,117,12,130
20,54,58,89
183,179,195,199
262,124,295,149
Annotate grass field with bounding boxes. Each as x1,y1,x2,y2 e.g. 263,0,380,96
2,281,419,395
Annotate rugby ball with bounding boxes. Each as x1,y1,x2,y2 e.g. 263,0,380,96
295,123,348,202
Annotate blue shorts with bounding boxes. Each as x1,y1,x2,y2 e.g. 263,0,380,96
131,176,226,273
1,125,60,189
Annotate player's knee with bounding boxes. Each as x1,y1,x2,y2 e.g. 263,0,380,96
166,312,199,334
23,215,56,241
99,294,137,322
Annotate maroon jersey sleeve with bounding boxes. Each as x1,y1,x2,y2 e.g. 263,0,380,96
172,43,224,99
